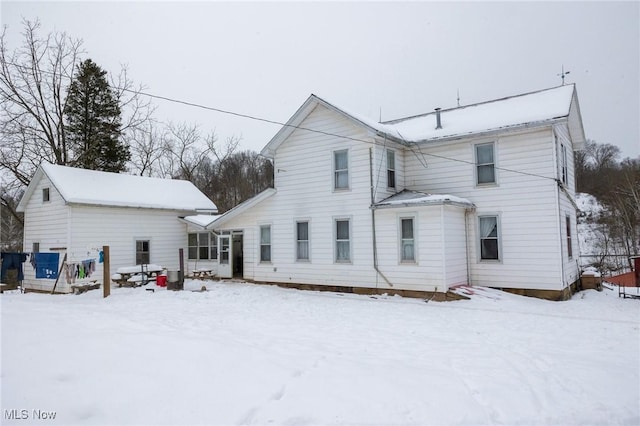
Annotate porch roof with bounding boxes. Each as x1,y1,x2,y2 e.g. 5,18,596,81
374,190,474,209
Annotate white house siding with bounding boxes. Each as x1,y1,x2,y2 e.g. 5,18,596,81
442,205,469,288
21,175,70,292
67,205,188,276
371,140,406,202
405,127,566,291
220,104,384,288
554,123,580,287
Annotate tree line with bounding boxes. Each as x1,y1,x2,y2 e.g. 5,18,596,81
0,20,272,251
575,140,640,273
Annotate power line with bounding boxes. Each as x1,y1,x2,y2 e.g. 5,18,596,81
4,60,560,182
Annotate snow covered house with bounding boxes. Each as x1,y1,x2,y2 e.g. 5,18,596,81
16,164,217,293
201,84,586,300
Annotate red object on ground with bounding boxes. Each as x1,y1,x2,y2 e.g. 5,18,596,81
606,272,636,287
156,275,167,287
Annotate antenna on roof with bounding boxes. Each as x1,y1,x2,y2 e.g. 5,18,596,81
456,89,460,107
558,65,571,85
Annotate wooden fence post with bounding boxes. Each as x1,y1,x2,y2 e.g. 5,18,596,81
103,245,110,298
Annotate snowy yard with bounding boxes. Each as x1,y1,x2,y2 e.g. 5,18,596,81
1,281,639,425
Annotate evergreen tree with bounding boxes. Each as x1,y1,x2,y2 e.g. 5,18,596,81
64,59,130,172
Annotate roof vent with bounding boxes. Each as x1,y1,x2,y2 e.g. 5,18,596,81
435,108,442,130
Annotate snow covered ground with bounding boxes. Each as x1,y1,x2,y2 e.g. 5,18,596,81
1,281,639,425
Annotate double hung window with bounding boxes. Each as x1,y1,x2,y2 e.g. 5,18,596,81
260,225,271,262
334,150,349,190
475,143,496,185
479,216,499,260
296,221,309,261
335,219,351,262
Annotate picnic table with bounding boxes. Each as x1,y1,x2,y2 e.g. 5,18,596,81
111,264,164,287
192,268,214,279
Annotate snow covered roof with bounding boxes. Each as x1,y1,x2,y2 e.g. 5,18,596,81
17,163,218,212
181,214,222,229
205,188,277,230
374,190,474,209
383,85,578,142
261,85,585,157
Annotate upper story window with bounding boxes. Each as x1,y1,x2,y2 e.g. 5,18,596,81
260,225,271,262
296,221,310,261
560,143,568,185
387,149,396,189
334,149,349,190
479,216,500,261
42,188,50,202
188,232,218,260
475,142,496,185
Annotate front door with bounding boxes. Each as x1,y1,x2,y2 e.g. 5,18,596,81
218,235,232,278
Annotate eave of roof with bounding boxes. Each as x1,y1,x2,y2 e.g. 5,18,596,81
373,190,475,210
206,188,277,230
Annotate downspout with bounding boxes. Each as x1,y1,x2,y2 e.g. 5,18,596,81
552,131,567,290
464,207,472,287
369,147,393,288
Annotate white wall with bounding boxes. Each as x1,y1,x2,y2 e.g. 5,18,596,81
405,127,567,291
221,104,380,288
22,174,70,292
23,199,192,293
555,123,580,287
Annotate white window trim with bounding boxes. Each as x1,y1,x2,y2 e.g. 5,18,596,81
259,223,272,264
333,216,352,264
295,218,311,263
398,214,417,264
332,148,351,192
477,214,502,263
42,187,50,203
474,141,498,187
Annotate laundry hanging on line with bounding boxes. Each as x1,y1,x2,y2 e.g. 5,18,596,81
33,252,60,279
1,252,28,281
64,259,96,284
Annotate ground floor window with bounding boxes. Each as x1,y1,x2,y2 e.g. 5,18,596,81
260,225,271,262
335,219,351,262
400,217,415,262
296,221,309,261
188,232,218,260
566,215,573,259
479,216,499,260
136,240,150,264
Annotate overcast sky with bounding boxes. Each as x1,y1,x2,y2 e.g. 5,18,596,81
2,1,639,158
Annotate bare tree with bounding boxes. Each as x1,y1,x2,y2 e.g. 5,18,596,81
159,122,210,181
127,120,166,177
0,19,155,247
0,19,82,184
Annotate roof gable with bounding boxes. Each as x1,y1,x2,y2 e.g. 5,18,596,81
17,164,217,212
260,94,402,158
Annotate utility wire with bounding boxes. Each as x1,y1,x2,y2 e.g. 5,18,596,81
5,59,560,182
